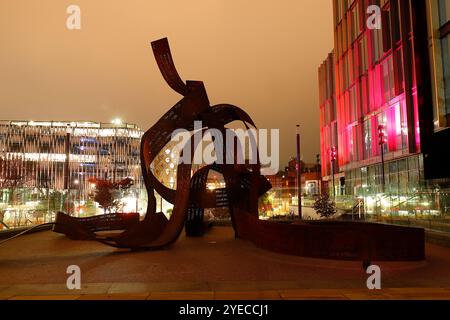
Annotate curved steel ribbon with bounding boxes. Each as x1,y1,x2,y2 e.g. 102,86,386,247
53,38,425,261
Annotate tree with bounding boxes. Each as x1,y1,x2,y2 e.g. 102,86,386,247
0,155,33,226
258,193,273,214
313,194,336,218
0,155,30,201
88,177,134,214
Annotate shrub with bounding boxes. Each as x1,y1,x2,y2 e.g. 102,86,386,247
313,194,336,218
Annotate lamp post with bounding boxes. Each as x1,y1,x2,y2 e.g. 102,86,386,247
74,179,81,216
331,146,337,200
64,126,71,214
378,124,387,193
316,154,321,195
296,125,302,220
160,179,164,213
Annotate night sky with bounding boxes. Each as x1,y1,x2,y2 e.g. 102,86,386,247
0,0,333,168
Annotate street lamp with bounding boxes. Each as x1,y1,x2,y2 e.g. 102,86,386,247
64,126,71,214
73,179,81,216
296,125,302,220
378,124,387,193
316,154,321,195
112,118,122,125
330,146,337,199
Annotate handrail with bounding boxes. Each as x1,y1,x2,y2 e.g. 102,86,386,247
350,198,365,220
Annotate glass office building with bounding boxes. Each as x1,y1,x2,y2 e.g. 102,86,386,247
0,120,144,227
318,0,450,214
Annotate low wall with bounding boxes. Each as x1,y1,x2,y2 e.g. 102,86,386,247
234,210,425,261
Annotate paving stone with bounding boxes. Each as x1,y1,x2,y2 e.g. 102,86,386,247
108,282,210,294
383,288,450,300
214,291,281,300
78,293,150,300
0,283,111,296
209,281,302,292
341,289,391,300
2,288,450,300
0,285,12,294
9,295,81,300
279,289,348,300
148,291,214,300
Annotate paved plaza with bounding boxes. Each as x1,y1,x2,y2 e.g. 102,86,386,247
0,226,450,300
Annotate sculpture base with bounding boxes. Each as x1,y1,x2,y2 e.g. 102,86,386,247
234,210,425,261
53,210,425,261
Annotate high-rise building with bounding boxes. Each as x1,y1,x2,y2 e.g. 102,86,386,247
428,0,450,130
318,1,450,203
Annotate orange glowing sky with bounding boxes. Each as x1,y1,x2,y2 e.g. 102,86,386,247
0,0,333,167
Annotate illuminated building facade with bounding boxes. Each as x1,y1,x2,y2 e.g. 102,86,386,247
319,0,450,201
319,52,341,195
0,120,143,222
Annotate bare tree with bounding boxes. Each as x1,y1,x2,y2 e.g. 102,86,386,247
0,155,32,226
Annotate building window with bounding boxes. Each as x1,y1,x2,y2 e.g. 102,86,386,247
441,35,450,117
388,161,399,194
381,5,392,53
398,159,408,194
363,119,372,159
393,48,404,95
348,127,354,162
377,112,388,153
358,35,369,76
361,166,368,189
335,0,343,25
360,75,369,115
350,85,358,122
439,0,450,26
353,124,362,162
371,27,384,63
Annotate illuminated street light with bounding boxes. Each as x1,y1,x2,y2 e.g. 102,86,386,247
296,124,302,220
112,118,123,125
316,153,321,195
378,124,387,193
330,146,337,199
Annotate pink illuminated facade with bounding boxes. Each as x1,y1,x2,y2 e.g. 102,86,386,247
319,52,342,194
319,0,450,198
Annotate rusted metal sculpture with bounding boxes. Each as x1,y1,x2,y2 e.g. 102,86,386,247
54,38,425,261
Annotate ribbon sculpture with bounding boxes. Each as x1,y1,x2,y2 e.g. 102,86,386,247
53,38,425,261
